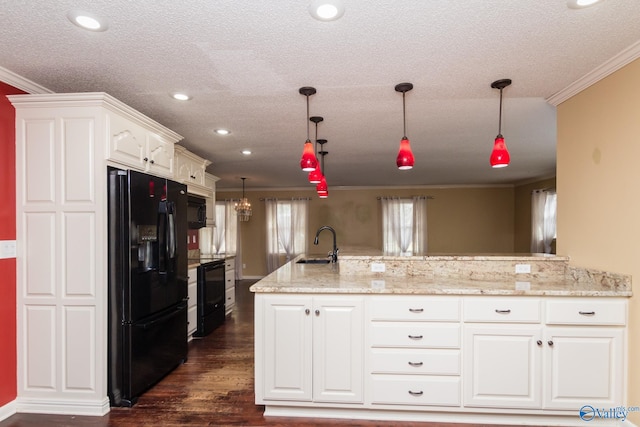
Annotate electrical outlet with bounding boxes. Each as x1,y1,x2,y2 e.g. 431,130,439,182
371,262,385,273
243,263,246,269
0,240,16,259
371,279,386,289
515,281,531,291
515,264,531,274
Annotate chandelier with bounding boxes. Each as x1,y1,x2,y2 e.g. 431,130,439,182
235,177,252,222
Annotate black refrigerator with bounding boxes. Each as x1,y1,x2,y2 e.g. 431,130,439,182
107,167,189,407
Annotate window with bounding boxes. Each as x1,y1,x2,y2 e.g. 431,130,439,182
381,196,427,256
212,201,237,255
531,190,557,254
265,199,308,272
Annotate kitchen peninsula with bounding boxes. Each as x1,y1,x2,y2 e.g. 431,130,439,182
251,252,631,425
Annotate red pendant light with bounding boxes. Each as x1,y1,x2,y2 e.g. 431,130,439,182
308,116,324,183
395,82,415,170
299,87,318,172
316,149,329,198
490,79,512,168
308,139,326,184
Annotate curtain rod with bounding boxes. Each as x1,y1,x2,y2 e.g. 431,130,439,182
258,197,313,201
532,187,556,194
377,196,434,200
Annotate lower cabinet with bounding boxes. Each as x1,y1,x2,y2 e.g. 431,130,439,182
255,293,627,423
257,294,364,404
225,258,236,315
187,267,198,340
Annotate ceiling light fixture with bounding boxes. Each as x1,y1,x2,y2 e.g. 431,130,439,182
66,10,108,31
215,129,230,135
299,86,318,172
171,93,191,101
235,177,252,222
316,150,328,198
309,139,327,184
308,0,345,21
395,83,415,170
241,149,252,155
567,0,602,9
308,116,324,184
490,78,512,168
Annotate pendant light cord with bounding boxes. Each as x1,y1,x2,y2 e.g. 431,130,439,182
498,88,503,137
402,91,407,138
306,95,310,142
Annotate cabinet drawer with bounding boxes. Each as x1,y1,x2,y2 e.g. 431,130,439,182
546,299,626,325
370,323,460,348
371,375,460,406
370,296,460,321
225,259,235,271
463,298,541,323
370,348,460,375
226,286,236,308
188,267,198,285
188,305,197,335
225,275,234,289
188,283,197,309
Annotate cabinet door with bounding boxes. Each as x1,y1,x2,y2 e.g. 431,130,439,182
463,324,542,409
312,297,364,403
146,132,174,176
543,327,623,410
108,113,147,169
262,295,313,401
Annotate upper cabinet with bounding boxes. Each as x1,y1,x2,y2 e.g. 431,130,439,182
174,145,213,196
205,172,220,226
107,107,181,177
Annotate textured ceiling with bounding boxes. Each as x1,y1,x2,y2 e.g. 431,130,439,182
2,0,640,189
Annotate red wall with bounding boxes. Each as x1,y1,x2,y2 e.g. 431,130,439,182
0,82,24,406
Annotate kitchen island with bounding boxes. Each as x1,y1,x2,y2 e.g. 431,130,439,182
251,253,631,425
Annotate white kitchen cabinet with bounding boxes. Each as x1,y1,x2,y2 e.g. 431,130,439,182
205,173,219,227
10,92,183,415
368,296,462,407
187,267,198,340
174,145,211,194
256,294,364,404
108,111,179,177
463,324,543,409
224,258,236,315
463,297,626,411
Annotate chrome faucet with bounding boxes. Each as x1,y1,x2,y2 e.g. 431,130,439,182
314,225,339,263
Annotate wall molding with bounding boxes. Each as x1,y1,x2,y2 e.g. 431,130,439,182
546,40,640,106
0,400,17,422
0,66,53,94
14,396,110,416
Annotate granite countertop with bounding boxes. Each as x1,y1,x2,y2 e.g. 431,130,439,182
249,253,631,297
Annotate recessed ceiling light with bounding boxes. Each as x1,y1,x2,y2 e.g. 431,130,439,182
215,129,231,135
308,0,345,21
241,149,252,155
67,10,108,31
567,0,602,9
171,93,191,101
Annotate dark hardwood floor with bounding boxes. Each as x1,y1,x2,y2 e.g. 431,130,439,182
1,280,531,427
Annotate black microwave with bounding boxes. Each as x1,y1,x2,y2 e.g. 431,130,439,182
187,195,207,229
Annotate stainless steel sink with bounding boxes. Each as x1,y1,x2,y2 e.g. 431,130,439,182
296,258,331,264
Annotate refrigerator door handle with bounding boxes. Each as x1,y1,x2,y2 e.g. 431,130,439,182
157,200,167,274
167,202,176,260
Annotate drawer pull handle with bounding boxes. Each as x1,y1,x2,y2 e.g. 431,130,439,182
495,309,511,314
408,390,424,396
409,308,424,313
408,361,423,367
408,335,423,340
579,311,596,316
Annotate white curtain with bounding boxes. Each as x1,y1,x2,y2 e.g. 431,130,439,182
531,190,557,253
266,199,308,273
381,196,427,256
212,201,240,278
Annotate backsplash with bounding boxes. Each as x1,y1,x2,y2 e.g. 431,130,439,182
187,229,199,250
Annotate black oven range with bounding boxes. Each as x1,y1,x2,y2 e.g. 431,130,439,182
193,259,226,337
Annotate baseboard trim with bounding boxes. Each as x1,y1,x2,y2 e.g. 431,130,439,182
14,396,110,417
0,400,17,422
264,405,627,426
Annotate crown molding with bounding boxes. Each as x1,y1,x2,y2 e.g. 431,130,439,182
546,39,640,106
0,66,53,94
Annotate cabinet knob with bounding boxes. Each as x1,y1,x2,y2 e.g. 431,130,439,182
315,309,320,316
408,334,423,340
150,159,155,164
537,340,542,346
143,157,149,162
408,390,424,396
305,309,310,315
548,340,554,346
409,308,424,313
408,361,423,367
